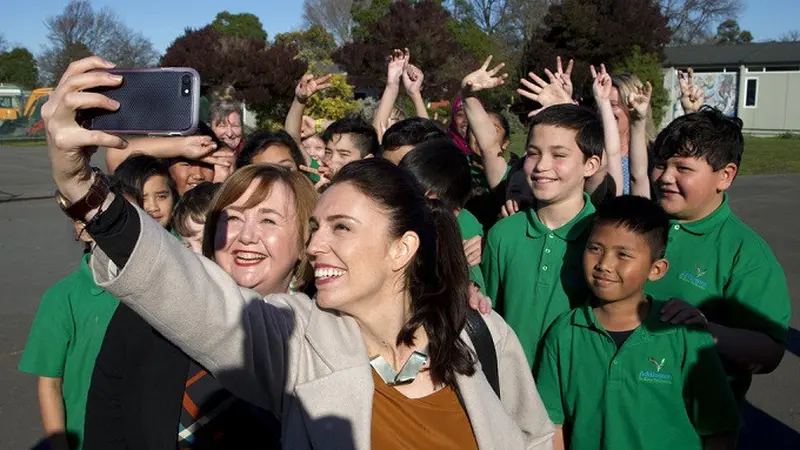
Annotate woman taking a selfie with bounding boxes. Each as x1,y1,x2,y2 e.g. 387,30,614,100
44,57,553,449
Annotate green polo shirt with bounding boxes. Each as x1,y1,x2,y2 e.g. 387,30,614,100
469,155,511,191
482,193,595,367
457,209,486,293
536,300,740,450
19,254,120,450
646,193,790,401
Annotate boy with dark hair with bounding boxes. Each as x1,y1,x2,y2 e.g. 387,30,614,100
482,104,603,367
398,138,486,290
320,115,380,176
171,182,222,253
381,117,447,164
647,107,790,403
237,130,305,170
536,195,739,450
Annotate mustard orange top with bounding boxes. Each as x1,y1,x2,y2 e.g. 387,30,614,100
370,368,478,449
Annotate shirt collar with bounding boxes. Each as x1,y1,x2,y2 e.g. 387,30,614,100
572,297,677,338
80,253,106,296
526,193,596,241
671,193,731,236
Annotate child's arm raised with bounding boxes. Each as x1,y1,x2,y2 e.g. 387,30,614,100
461,55,509,189
373,48,408,142
628,81,653,198
590,64,624,197
402,64,429,119
285,73,333,152
678,68,705,115
106,135,217,174
517,57,574,117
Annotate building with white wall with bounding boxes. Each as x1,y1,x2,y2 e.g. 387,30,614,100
662,42,800,135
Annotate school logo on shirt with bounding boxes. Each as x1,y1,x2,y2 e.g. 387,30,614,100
639,357,673,384
678,264,708,290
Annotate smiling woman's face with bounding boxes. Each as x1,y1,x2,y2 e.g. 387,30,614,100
213,179,303,296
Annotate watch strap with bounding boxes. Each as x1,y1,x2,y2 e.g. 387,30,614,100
57,168,111,222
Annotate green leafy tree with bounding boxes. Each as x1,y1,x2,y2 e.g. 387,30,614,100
351,0,393,40
715,19,753,44
0,48,39,89
305,73,360,119
274,25,337,67
613,46,668,127
211,11,268,41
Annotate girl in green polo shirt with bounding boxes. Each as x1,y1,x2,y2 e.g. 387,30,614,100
535,196,739,450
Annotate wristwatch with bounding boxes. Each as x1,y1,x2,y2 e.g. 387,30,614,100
55,167,111,222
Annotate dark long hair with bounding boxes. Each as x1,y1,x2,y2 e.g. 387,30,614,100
331,159,475,385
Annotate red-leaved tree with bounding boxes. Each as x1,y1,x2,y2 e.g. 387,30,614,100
162,26,307,121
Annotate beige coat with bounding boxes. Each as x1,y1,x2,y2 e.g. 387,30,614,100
92,207,554,449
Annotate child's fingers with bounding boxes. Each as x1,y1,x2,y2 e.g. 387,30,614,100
299,164,321,176
590,65,598,79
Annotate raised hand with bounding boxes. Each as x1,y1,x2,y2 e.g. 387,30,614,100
295,73,333,104
518,68,573,117
555,56,575,98
628,81,653,121
181,135,218,160
462,56,508,93
402,64,424,96
387,48,409,86
591,64,612,101
678,68,704,114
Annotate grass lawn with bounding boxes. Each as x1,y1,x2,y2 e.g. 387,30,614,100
505,133,800,176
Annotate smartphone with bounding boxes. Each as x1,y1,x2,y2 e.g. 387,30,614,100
77,67,201,136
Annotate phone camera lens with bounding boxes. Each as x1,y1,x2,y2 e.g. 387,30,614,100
182,74,191,85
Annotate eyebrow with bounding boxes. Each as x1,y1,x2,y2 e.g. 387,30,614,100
310,214,361,224
225,205,285,217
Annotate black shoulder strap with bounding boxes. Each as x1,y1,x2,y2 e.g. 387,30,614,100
465,309,500,399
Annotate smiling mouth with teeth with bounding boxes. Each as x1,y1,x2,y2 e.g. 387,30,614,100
234,251,267,261
314,268,346,280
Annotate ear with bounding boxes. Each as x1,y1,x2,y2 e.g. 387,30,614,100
453,207,462,218
715,162,737,191
648,258,669,282
583,154,602,178
501,139,511,151
389,231,420,272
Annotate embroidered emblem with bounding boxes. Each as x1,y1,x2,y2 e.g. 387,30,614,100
695,265,707,278
648,357,666,372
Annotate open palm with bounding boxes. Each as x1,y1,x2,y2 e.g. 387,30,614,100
296,74,333,103
629,81,652,120
462,56,508,93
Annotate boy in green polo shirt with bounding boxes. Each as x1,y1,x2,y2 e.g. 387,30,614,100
647,107,790,402
536,195,739,450
399,138,487,291
482,104,603,367
19,221,120,450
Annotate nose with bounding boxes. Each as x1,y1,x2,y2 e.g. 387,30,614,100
144,197,158,215
188,166,205,181
533,154,551,172
306,229,328,259
654,165,675,184
595,251,613,272
237,216,261,245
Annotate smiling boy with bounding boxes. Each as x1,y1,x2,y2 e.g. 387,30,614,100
536,195,739,450
319,116,380,178
646,108,790,403
482,104,602,367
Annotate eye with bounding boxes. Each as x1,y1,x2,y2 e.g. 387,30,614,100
553,153,567,159
261,218,276,225
677,166,692,173
653,163,665,170
157,193,169,200
618,252,633,259
586,244,601,253
334,222,350,232
223,214,241,222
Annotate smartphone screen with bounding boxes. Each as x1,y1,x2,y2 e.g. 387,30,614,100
78,68,200,136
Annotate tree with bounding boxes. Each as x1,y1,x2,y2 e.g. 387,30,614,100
274,25,337,67
162,26,307,123
714,19,752,45
0,33,7,52
211,11,268,41
334,0,476,100
303,0,357,44
521,0,670,105
614,46,668,127
660,0,743,45
37,0,158,84
305,73,360,119
0,48,39,89
778,30,800,42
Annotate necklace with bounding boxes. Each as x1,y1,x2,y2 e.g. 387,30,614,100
369,347,429,386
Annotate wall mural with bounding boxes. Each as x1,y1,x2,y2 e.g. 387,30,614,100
671,72,738,118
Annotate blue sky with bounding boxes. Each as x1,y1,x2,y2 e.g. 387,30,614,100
3,0,798,54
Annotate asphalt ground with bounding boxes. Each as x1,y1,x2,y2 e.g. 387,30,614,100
0,145,798,448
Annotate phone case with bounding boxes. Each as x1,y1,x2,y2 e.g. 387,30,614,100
78,68,200,136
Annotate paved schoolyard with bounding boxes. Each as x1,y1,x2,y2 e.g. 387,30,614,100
0,145,798,448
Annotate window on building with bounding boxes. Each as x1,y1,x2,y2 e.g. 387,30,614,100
745,78,758,107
